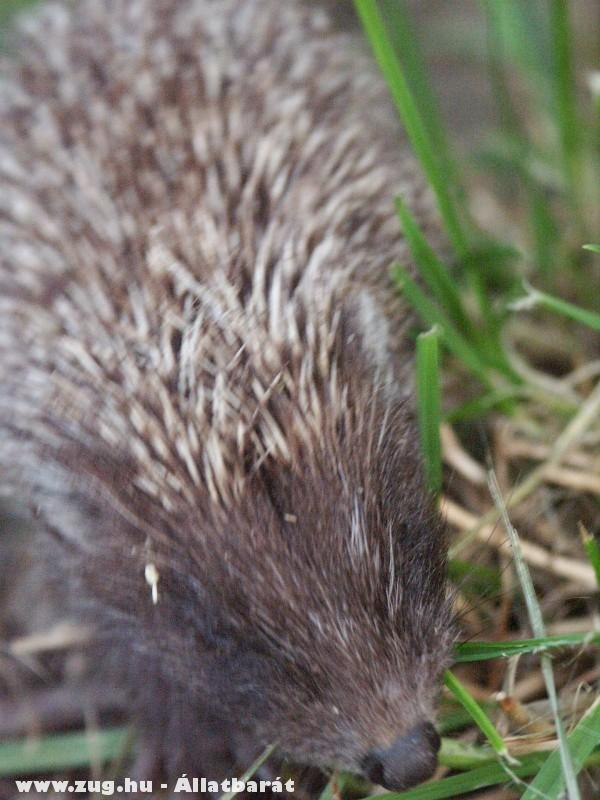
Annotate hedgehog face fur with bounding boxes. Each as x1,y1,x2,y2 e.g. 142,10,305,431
0,0,455,792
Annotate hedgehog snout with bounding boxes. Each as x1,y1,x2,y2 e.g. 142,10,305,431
360,721,441,791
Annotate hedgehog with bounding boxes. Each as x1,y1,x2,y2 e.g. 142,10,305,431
0,0,455,794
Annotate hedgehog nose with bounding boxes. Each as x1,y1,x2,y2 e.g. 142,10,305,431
361,722,441,791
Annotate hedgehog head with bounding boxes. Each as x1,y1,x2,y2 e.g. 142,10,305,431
131,385,456,791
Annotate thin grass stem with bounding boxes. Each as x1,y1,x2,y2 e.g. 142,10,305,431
488,471,581,800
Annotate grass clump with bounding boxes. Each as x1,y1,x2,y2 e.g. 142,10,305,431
355,0,600,797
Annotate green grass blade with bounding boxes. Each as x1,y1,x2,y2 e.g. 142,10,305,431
482,0,519,134
392,265,491,384
353,0,468,256
438,706,479,736
455,631,600,663
527,183,561,274
396,198,472,334
580,523,600,591
0,728,129,777
483,0,550,88
521,697,600,800
481,2,561,274
439,738,496,770
380,0,460,194
395,201,518,382
438,701,500,737
550,0,582,221
360,752,549,799
510,281,600,331
583,243,600,254
417,328,442,495
444,671,513,762
444,388,520,423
